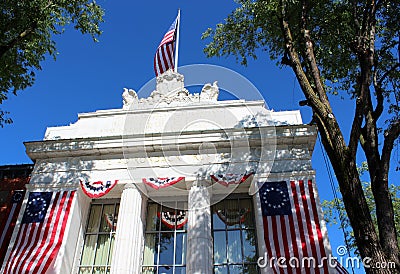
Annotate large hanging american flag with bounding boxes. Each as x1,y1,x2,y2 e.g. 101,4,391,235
3,190,76,274
259,180,329,274
154,14,179,76
0,191,25,266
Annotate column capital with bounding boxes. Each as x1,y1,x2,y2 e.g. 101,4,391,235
123,182,136,190
187,176,211,189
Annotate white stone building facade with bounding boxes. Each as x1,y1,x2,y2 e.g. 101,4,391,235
1,71,335,274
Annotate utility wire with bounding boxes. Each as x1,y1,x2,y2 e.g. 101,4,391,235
318,134,355,274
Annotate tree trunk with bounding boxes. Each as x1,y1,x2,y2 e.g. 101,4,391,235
318,120,398,274
372,168,400,269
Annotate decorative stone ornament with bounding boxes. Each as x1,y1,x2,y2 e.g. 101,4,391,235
121,71,220,110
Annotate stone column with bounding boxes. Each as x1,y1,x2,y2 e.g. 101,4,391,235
186,180,213,274
110,183,144,274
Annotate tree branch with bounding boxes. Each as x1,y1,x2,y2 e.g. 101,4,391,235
378,63,400,86
278,3,325,118
348,96,365,155
381,120,400,177
0,22,37,59
300,0,330,108
348,0,377,157
372,58,392,121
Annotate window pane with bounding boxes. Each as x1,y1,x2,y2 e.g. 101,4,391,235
81,235,97,265
213,197,258,271
214,265,228,274
229,265,243,274
240,199,254,229
144,202,186,270
242,264,258,274
175,210,188,230
87,205,102,233
94,235,111,265
175,266,186,274
93,266,107,274
146,204,159,231
213,231,226,264
212,208,225,230
227,230,242,263
80,202,118,271
225,199,241,229
100,204,116,232
159,232,174,265
108,234,115,264
242,230,257,263
158,266,173,274
214,200,242,229
175,232,186,265
160,207,177,231
78,266,92,274
142,266,156,274
143,234,158,265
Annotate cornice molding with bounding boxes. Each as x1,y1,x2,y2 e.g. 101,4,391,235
25,124,317,160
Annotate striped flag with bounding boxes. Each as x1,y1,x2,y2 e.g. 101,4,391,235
259,180,328,274
3,190,75,274
154,15,179,76
0,191,25,266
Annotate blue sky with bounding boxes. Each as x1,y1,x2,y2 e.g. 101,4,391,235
2,1,397,272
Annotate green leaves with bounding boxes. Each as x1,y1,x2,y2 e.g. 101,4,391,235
203,0,285,66
323,182,400,255
0,0,104,126
204,2,400,262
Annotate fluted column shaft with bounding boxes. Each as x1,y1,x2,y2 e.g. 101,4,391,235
110,183,143,274
186,181,213,274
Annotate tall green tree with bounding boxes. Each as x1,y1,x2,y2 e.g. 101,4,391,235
323,182,400,254
0,0,104,126
203,1,400,273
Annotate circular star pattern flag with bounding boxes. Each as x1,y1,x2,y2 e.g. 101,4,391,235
22,192,52,224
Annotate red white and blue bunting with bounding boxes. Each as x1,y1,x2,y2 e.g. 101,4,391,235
80,180,118,198
158,210,188,229
104,213,117,231
216,208,249,226
211,173,253,187
142,177,185,190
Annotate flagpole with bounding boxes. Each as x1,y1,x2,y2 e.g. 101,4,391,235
174,9,180,73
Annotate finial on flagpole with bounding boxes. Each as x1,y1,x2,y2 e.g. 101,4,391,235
174,9,181,73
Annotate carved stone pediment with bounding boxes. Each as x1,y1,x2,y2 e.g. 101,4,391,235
122,70,220,110
156,69,185,96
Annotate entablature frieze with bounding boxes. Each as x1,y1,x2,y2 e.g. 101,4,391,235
25,125,317,161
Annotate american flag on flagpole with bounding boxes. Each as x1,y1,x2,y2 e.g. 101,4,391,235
154,14,179,76
259,180,329,274
3,190,76,274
